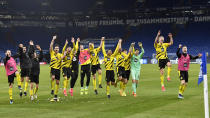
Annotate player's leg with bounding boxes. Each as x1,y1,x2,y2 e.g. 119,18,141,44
69,70,78,96
20,70,25,96
30,80,34,100
80,66,85,95
34,76,39,99
85,65,91,95
92,65,98,95
50,68,56,95
8,75,14,104
98,65,103,88
24,69,30,96
66,68,71,95
166,60,172,81
159,59,166,91
181,71,188,97
53,69,60,101
62,67,68,96
131,69,137,97
15,71,22,97
106,70,112,98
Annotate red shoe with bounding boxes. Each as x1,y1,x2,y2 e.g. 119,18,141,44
63,89,67,96
161,86,166,92
167,77,171,81
69,88,73,96
133,93,137,97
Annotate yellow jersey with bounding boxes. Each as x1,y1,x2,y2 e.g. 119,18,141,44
50,50,62,69
89,45,101,65
154,43,169,60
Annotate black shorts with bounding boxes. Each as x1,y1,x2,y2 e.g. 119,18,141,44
21,68,30,77
125,70,130,80
117,66,126,78
62,67,71,78
91,64,101,75
106,70,115,82
51,68,60,80
30,75,39,84
8,72,16,84
81,64,90,73
179,71,189,83
158,58,170,69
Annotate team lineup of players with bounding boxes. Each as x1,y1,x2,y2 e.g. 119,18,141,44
3,30,202,104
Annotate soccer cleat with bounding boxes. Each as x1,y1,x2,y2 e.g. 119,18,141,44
10,99,13,104
167,77,171,81
20,92,23,97
69,88,73,96
50,97,59,102
85,88,88,95
119,90,123,96
63,89,67,96
94,90,98,95
80,89,84,95
24,92,27,96
107,95,111,99
99,84,103,88
133,93,137,97
30,96,34,101
18,86,22,90
122,92,127,97
34,94,38,99
161,86,166,92
178,94,184,99
51,90,54,95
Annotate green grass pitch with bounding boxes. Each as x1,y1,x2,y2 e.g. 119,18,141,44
0,64,209,118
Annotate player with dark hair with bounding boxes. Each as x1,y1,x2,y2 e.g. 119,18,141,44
49,36,62,102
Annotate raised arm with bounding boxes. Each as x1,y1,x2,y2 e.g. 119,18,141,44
138,42,144,58
75,38,80,52
154,30,161,48
176,44,182,58
113,39,122,56
50,35,56,52
168,33,173,46
62,39,68,54
190,53,202,60
28,40,35,58
101,38,107,56
36,45,43,62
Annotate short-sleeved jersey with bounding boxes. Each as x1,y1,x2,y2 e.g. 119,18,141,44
79,49,91,65
90,46,101,65
154,43,169,60
102,41,119,70
50,50,62,69
61,43,74,68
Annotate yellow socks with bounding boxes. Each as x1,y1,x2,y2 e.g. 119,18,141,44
30,89,33,96
182,84,186,94
106,82,110,95
93,79,97,90
55,84,59,95
67,79,70,89
9,88,13,100
160,74,164,87
179,84,183,94
167,67,171,78
51,80,55,91
63,77,67,89
34,87,38,94
15,73,22,87
24,81,28,92
21,82,24,91
123,83,126,92
98,74,102,85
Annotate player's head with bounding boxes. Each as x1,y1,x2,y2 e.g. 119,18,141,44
182,45,187,53
54,44,59,53
66,46,72,53
123,49,127,54
107,49,112,56
135,49,139,55
23,46,27,53
5,50,11,57
80,45,84,50
158,36,164,43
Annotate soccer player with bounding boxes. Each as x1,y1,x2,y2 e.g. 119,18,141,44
61,38,75,96
102,38,122,98
177,44,201,99
154,30,173,91
28,41,43,100
49,35,62,101
69,38,80,96
4,50,22,104
131,42,144,97
18,43,32,96
79,43,91,95
89,37,103,95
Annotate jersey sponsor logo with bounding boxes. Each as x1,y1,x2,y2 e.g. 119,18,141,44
161,47,164,52
107,58,110,61
67,56,70,60
84,56,87,60
121,55,124,59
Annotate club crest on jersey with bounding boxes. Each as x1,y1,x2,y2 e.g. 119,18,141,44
161,48,164,52
107,58,110,61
